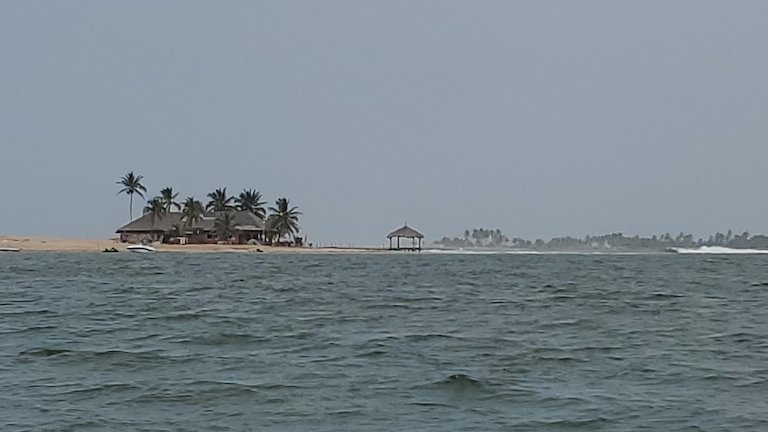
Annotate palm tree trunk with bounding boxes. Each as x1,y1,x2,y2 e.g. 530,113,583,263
129,193,133,221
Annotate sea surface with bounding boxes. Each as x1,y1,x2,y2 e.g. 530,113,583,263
1,252,767,431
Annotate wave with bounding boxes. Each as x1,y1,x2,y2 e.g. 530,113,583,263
421,373,486,391
669,246,768,254
424,248,657,255
517,417,612,428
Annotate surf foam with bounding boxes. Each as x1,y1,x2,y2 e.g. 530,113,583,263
670,246,768,254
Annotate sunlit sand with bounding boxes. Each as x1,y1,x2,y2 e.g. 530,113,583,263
0,236,387,254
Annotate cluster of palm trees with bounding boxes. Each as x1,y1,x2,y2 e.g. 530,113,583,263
117,171,302,243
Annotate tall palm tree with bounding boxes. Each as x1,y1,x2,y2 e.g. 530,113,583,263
215,212,236,243
206,188,235,212
267,197,302,242
143,197,167,229
117,171,147,221
235,189,266,219
160,187,180,212
181,197,205,229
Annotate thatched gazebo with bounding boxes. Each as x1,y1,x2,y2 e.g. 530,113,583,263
387,224,424,251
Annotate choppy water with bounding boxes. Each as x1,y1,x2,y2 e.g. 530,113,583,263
1,252,767,431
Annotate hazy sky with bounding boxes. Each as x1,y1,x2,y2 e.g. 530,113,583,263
2,1,767,246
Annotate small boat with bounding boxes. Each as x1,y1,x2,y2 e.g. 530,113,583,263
0,247,21,252
126,245,156,253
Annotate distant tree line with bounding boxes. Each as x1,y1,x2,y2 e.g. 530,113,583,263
434,228,768,251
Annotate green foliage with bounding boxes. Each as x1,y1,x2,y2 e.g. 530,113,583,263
181,197,205,228
116,171,147,220
215,211,237,242
160,187,180,212
436,227,509,248
267,197,302,242
206,188,235,212
434,228,768,251
235,189,266,220
143,197,167,227
115,175,306,245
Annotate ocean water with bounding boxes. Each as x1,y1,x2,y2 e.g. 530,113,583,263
1,252,767,431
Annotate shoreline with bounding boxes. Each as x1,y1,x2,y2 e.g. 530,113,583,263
0,236,391,254
5,236,761,255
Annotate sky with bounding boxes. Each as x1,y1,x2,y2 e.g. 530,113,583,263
1,1,767,246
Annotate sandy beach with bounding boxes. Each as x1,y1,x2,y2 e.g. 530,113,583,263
0,235,389,254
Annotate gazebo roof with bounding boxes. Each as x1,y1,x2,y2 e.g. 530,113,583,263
387,224,424,239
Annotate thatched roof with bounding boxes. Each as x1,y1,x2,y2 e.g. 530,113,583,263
212,211,265,231
116,213,183,232
387,224,424,239
116,211,265,233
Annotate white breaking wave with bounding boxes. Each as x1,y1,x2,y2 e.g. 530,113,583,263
423,249,648,255
670,246,768,254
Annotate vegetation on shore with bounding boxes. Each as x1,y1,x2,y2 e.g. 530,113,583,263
118,171,301,243
116,171,147,221
435,228,768,251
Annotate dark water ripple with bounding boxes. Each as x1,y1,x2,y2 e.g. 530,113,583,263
1,253,768,430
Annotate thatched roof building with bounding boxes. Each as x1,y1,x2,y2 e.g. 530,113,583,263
116,212,184,235
116,211,266,244
387,224,424,251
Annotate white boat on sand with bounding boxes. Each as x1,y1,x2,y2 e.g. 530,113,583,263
126,245,156,253
0,247,21,252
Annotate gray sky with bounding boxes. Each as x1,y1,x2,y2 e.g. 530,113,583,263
2,1,767,246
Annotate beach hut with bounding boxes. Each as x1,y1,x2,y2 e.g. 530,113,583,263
116,211,266,244
116,212,183,244
387,224,424,251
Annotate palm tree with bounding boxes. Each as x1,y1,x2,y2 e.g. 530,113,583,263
181,197,205,229
117,171,147,221
143,197,167,229
206,188,235,212
267,197,302,242
235,189,266,219
160,187,181,212
215,212,236,243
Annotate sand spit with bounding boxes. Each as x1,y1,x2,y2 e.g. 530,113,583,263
0,236,389,254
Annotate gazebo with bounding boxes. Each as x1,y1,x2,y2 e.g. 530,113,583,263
387,224,424,251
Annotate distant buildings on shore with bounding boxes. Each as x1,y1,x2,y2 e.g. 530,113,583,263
116,211,302,246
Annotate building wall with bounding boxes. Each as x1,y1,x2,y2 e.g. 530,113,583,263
121,230,265,245
119,232,163,244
